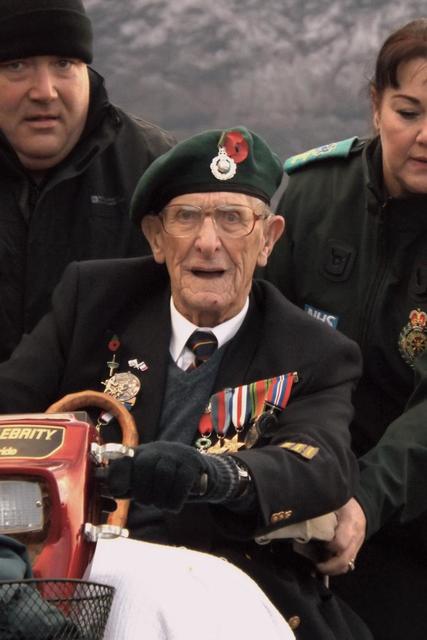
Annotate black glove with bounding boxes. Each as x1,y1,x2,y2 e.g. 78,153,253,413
106,441,242,512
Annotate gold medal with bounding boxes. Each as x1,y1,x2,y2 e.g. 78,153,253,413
221,431,243,453
206,437,231,455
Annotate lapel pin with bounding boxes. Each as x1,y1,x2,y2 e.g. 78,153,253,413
128,358,149,372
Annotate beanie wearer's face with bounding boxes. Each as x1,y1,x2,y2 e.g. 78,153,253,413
0,56,90,171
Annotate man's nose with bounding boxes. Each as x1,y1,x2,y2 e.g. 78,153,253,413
28,67,58,102
194,215,222,252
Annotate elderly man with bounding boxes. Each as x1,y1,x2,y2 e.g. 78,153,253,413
0,127,372,639
0,0,174,363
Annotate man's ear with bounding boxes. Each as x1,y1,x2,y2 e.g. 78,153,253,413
257,215,285,268
141,216,166,264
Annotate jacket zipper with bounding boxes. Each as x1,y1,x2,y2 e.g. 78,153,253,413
357,203,389,352
28,181,41,218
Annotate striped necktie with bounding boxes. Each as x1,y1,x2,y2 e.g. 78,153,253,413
186,331,218,369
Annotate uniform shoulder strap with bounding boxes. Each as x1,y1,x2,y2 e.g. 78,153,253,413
284,136,364,174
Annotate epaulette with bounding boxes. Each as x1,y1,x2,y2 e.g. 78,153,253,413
284,136,363,175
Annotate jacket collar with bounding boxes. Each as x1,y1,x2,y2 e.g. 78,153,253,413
363,136,388,215
363,135,427,219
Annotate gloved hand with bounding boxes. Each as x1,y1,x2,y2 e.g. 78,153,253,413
105,441,242,512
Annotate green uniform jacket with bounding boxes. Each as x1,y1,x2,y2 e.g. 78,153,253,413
0,68,175,363
264,136,427,543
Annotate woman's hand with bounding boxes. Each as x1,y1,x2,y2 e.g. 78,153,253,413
316,497,366,576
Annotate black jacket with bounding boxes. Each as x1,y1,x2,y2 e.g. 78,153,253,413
264,136,427,540
0,68,175,362
0,256,371,639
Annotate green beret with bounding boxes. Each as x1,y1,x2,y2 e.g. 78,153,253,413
130,126,283,225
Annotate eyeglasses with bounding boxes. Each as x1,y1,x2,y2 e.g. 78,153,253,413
159,203,271,238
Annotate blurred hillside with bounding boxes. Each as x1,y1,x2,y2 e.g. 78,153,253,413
85,0,427,160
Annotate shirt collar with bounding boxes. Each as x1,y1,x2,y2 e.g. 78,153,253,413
169,297,249,364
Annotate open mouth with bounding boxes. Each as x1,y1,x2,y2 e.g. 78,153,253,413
191,269,225,279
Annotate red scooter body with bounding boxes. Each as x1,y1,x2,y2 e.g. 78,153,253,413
0,412,99,579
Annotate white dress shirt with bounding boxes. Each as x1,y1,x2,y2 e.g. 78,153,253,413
169,297,249,370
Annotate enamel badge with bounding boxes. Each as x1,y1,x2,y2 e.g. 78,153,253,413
210,146,237,180
210,130,249,181
398,308,427,367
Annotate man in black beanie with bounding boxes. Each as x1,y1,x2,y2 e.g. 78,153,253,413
0,0,175,363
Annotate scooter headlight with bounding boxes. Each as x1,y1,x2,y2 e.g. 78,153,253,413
0,479,44,534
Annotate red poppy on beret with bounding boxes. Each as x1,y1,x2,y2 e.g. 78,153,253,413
223,131,249,163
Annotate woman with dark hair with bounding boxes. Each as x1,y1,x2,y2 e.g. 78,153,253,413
264,18,427,640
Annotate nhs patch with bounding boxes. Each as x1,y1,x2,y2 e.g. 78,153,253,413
304,304,339,328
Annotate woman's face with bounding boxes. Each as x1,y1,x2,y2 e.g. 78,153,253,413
373,57,427,197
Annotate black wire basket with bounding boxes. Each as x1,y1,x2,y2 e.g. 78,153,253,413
0,578,115,640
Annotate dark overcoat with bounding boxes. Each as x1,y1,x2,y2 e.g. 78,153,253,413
0,69,175,362
264,136,427,639
0,256,371,639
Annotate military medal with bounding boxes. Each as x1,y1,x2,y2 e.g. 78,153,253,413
205,389,233,454
195,402,213,451
102,371,141,408
222,431,242,453
266,372,295,409
399,308,427,367
244,378,271,448
245,373,297,448
227,383,252,451
245,412,280,449
195,372,299,454
100,335,142,410
96,337,143,434
207,384,249,454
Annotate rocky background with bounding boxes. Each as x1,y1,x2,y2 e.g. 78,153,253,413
85,0,427,161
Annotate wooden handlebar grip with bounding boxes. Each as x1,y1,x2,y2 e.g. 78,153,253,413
46,390,139,528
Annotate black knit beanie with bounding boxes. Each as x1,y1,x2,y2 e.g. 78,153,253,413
0,0,93,63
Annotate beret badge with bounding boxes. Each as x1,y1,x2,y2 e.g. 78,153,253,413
210,130,249,181
399,307,427,367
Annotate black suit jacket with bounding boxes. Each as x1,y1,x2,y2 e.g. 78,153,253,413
0,255,360,529
0,257,371,638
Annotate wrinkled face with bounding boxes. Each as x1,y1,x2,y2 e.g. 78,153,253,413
142,192,284,326
0,55,90,171
373,57,427,197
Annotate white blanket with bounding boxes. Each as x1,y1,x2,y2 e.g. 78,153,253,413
87,537,295,640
